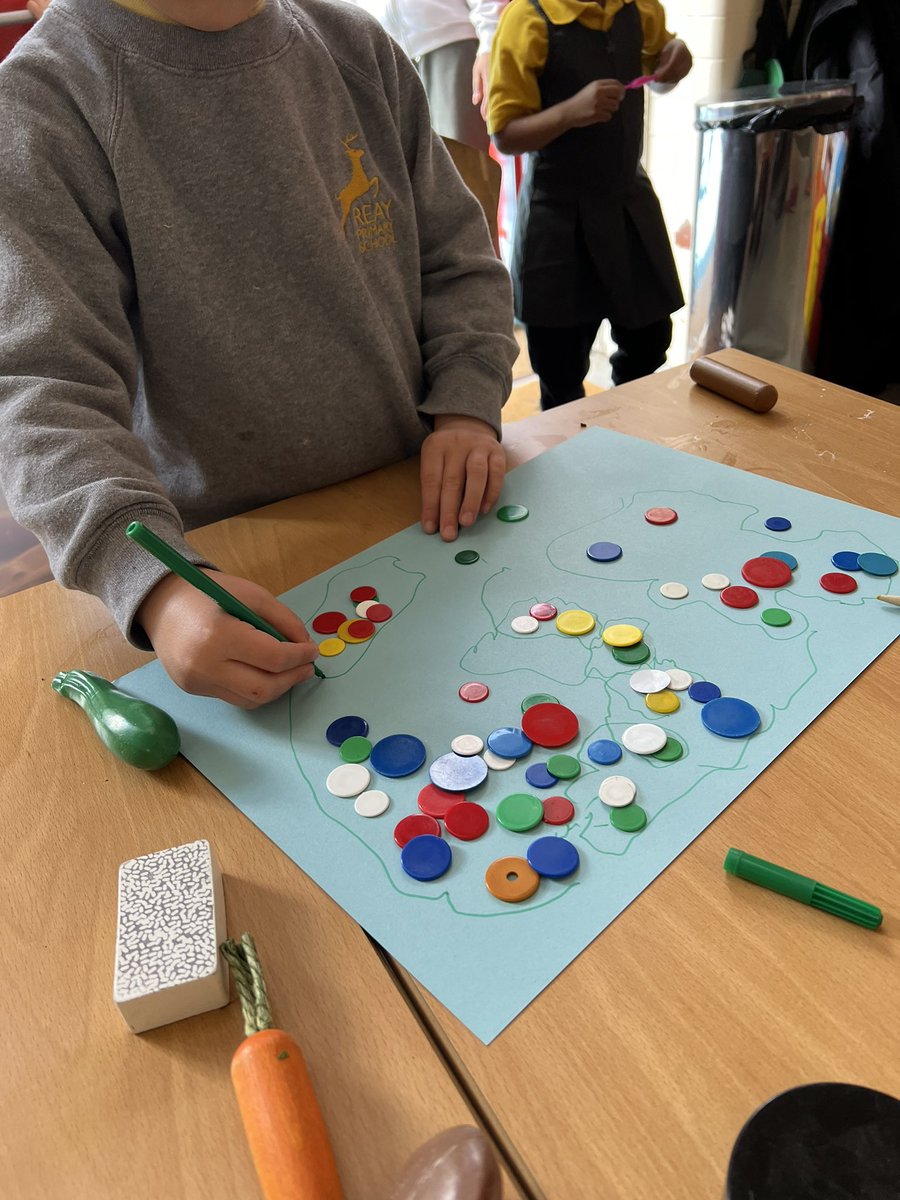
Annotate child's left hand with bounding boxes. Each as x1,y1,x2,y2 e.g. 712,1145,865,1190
472,51,492,120
420,414,505,541
653,38,693,86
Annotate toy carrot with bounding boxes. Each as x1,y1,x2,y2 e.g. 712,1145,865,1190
221,934,344,1200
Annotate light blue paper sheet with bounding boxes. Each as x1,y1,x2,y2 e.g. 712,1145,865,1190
120,429,899,1043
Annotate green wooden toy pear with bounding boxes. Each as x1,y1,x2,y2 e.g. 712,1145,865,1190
52,670,180,770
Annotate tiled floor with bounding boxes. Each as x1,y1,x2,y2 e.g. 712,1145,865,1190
0,329,599,598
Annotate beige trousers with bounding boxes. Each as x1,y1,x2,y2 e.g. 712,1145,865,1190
441,135,502,253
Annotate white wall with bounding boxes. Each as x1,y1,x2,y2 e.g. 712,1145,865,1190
589,0,764,385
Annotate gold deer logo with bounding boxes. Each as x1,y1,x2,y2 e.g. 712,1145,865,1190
337,133,380,231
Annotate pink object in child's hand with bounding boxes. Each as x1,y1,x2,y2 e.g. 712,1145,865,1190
624,74,656,90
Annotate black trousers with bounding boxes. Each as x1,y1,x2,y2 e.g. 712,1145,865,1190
525,317,673,409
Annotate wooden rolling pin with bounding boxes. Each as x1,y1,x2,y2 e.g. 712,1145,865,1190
689,356,778,413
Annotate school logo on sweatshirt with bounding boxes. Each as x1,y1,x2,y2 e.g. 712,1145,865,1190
337,133,395,253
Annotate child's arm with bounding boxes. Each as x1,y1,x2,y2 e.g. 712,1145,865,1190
639,1,692,85
470,0,508,116
651,37,692,85
492,79,625,155
0,54,317,706
487,0,624,154
382,33,517,539
488,1,690,153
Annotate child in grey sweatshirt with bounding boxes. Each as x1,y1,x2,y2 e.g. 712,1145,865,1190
0,0,516,707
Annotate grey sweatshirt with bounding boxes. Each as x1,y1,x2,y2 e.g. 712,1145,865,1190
0,0,516,642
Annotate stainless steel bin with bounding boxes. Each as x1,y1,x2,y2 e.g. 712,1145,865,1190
688,81,858,371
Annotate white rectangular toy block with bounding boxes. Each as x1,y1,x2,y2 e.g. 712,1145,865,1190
113,839,229,1033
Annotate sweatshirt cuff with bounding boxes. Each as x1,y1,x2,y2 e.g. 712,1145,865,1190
418,359,507,440
72,503,218,650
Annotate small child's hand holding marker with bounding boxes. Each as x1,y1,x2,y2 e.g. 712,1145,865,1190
137,571,319,710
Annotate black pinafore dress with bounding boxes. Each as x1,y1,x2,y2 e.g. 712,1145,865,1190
511,0,683,330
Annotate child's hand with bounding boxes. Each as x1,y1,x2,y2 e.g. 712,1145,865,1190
472,51,492,120
653,38,693,85
26,0,51,17
420,414,505,541
136,571,319,708
564,79,625,129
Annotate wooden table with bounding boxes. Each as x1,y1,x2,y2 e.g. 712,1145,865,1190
1,350,897,1199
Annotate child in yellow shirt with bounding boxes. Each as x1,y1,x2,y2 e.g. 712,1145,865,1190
489,0,691,407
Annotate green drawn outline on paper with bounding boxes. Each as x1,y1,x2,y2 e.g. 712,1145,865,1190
283,490,892,919
287,683,580,917
288,554,578,917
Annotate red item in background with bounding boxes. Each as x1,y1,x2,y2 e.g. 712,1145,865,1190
494,146,523,269
0,2,32,61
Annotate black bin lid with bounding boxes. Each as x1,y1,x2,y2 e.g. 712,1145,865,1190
696,79,858,133
727,1082,900,1200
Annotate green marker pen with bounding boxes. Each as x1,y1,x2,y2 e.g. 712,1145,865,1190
126,521,325,680
724,848,883,930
